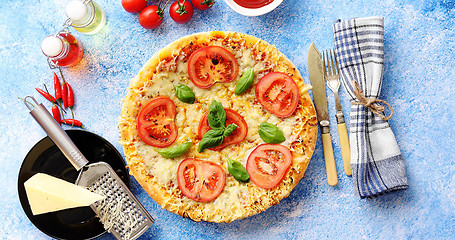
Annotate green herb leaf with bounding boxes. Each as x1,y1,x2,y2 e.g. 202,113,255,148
234,68,255,95
174,84,195,104
207,100,226,129
223,123,238,137
258,122,286,144
198,129,224,152
226,155,250,183
155,141,192,159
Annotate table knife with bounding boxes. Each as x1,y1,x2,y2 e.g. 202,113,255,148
307,43,338,186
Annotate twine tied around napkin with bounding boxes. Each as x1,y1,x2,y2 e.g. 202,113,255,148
332,16,408,198
351,80,393,121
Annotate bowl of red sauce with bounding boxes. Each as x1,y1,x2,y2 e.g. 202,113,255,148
223,0,283,16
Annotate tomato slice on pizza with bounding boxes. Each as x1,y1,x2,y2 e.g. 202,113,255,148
255,72,300,117
188,46,239,88
198,108,248,150
246,144,293,189
177,158,226,202
137,96,178,148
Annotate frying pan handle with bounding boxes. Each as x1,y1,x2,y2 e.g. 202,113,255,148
26,97,88,171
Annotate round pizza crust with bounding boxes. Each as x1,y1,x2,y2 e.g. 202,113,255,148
119,31,318,223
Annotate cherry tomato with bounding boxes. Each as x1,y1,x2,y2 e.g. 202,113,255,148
177,158,226,202
121,0,148,13
170,0,194,24
255,72,300,118
246,144,292,189
191,0,215,10
137,96,178,147
198,108,248,150
188,46,239,88
139,5,164,29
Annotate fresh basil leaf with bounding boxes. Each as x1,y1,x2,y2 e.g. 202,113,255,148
155,141,192,159
207,100,226,129
259,122,286,144
174,84,195,104
226,156,250,183
234,68,255,95
198,129,224,152
223,123,238,137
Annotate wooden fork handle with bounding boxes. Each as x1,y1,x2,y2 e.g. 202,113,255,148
321,128,338,186
337,122,352,176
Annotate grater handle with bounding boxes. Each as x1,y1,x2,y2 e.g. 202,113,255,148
27,98,89,171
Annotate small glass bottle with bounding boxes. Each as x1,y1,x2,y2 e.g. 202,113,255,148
41,31,84,68
65,0,106,35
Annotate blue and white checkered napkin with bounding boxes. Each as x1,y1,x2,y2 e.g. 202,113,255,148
332,17,408,198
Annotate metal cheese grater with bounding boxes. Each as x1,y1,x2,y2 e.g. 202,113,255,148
24,96,154,240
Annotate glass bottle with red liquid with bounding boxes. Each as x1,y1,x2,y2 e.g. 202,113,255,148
41,29,84,68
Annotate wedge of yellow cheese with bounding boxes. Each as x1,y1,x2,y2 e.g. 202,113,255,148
24,173,105,215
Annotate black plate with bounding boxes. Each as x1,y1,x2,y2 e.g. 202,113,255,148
18,129,130,240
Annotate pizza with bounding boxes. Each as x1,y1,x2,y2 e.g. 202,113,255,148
119,31,318,223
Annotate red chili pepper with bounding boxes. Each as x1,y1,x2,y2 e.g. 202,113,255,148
52,103,61,125
36,88,56,103
54,72,62,100
67,83,74,108
66,83,75,123
61,83,68,109
61,119,85,128
59,68,68,109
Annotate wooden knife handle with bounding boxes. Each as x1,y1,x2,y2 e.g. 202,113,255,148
337,123,352,176
321,132,338,186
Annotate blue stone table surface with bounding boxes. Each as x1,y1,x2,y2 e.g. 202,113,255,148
1,0,454,239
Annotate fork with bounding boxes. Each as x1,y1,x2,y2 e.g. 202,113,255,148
323,49,352,176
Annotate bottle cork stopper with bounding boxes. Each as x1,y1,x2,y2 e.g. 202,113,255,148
66,0,89,22
41,36,63,57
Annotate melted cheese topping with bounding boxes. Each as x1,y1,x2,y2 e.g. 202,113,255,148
119,32,317,222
